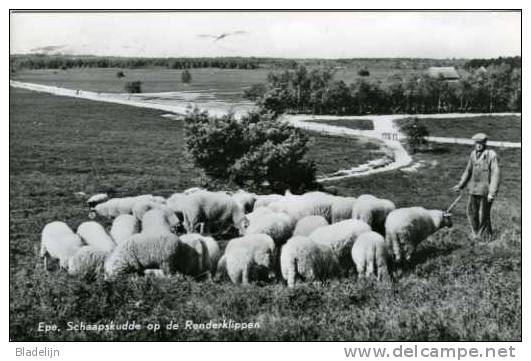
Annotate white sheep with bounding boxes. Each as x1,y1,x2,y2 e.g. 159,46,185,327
87,193,109,208
351,194,396,235
178,233,220,279
245,206,274,224
131,199,176,221
253,194,284,210
293,215,329,237
331,196,357,223
67,246,108,277
280,235,340,287
309,219,371,270
178,190,247,236
216,234,275,285
231,189,257,213
384,207,453,265
242,212,295,247
93,195,155,218
183,187,204,195
40,221,84,270
351,231,390,280
268,191,336,223
110,214,140,245
104,209,182,278
76,221,116,254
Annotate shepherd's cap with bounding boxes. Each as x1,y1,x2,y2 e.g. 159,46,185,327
471,133,488,143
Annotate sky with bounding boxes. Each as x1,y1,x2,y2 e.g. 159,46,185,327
10,11,521,59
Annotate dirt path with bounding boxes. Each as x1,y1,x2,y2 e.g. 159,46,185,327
11,80,521,182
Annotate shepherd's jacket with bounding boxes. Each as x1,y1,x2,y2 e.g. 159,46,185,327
457,149,501,198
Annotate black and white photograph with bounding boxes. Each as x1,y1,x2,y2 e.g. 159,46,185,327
9,9,522,345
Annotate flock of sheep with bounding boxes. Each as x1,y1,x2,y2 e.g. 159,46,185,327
40,187,454,286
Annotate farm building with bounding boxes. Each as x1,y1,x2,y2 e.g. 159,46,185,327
427,66,460,81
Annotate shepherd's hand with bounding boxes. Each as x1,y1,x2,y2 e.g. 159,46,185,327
451,185,461,193
487,194,494,202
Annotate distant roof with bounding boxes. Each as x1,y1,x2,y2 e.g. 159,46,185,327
427,66,460,80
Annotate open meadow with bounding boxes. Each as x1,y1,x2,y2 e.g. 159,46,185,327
9,87,521,341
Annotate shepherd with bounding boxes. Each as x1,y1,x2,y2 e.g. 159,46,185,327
452,133,501,241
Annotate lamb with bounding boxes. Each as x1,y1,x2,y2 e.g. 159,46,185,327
351,194,396,235
67,246,108,277
177,233,220,279
231,189,257,213
104,209,182,278
280,235,340,287
216,234,275,285
351,231,390,281
384,207,453,265
331,196,357,223
76,221,116,254
309,219,371,270
40,221,84,270
87,193,109,208
293,215,329,237
110,214,140,245
178,190,248,236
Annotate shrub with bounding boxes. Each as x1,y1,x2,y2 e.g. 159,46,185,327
124,81,142,93
184,109,316,193
358,68,370,76
399,117,429,153
116,71,125,78
181,70,192,84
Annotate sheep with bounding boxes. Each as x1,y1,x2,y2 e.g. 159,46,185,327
309,219,371,270
87,193,109,208
351,194,396,235
183,187,204,195
178,190,248,236
177,233,220,279
93,195,155,218
104,209,182,278
384,207,453,265
293,215,329,237
351,231,390,281
216,234,275,285
242,212,295,247
76,221,116,254
132,199,177,221
141,208,182,235
40,221,84,270
280,235,340,287
253,194,284,210
110,214,140,245
67,246,107,277
331,196,357,223
245,206,274,224
104,233,181,278
268,191,336,223
231,189,257,213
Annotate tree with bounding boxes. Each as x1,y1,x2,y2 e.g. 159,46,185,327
184,109,316,193
181,69,192,84
399,117,429,153
124,81,142,93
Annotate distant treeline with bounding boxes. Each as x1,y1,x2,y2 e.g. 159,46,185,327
464,56,521,70
9,54,298,70
249,62,521,115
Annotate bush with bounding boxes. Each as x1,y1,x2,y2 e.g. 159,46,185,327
116,71,125,78
181,70,192,84
358,68,370,76
124,81,142,93
398,117,429,153
184,109,316,193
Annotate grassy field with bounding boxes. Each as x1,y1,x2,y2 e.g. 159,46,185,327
303,118,374,131
397,116,522,142
9,87,521,341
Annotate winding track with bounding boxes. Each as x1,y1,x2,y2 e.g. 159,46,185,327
10,80,521,182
